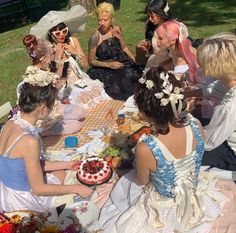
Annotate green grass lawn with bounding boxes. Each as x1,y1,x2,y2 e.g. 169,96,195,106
0,0,235,107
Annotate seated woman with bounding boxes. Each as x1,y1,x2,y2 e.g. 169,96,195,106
46,22,110,108
136,0,173,68
0,69,93,213
197,33,236,171
156,20,198,84
87,2,143,101
156,20,217,122
99,66,236,233
48,22,88,86
22,34,87,136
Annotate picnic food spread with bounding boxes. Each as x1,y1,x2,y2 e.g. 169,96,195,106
76,157,112,185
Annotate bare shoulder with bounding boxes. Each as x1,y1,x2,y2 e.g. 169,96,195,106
18,135,40,161
70,36,80,42
112,25,122,36
89,30,100,40
2,120,14,131
113,25,121,32
1,121,24,137
135,140,157,172
135,141,152,158
20,135,40,152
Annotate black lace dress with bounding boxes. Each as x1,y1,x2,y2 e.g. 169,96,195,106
88,37,143,100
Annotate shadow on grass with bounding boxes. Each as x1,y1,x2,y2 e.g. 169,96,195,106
136,0,236,28
171,0,236,27
0,0,69,33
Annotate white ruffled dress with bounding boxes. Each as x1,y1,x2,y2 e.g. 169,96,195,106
99,121,231,233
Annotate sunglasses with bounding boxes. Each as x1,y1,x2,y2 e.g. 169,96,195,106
52,27,69,37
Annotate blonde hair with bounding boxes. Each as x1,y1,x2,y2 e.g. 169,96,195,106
197,32,236,80
95,2,115,18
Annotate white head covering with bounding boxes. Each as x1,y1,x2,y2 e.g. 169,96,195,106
30,5,88,39
16,66,59,99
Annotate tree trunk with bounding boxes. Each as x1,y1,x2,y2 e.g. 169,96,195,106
69,0,96,14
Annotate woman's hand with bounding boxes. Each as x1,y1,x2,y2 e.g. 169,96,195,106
186,97,203,113
138,39,151,51
53,77,66,90
68,160,81,171
74,184,94,198
64,44,77,56
110,61,124,69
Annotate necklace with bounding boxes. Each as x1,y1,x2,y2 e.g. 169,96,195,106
101,33,111,41
99,27,112,40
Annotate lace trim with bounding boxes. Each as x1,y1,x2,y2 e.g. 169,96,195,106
221,86,236,104
12,115,43,136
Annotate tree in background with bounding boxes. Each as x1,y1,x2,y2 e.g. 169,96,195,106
69,0,96,14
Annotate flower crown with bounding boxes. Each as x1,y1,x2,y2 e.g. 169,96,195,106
138,68,184,120
22,66,58,87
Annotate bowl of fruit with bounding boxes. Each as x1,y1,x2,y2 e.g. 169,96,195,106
99,146,128,168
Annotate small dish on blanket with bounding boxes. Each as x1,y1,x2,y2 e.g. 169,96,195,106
57,201,99,229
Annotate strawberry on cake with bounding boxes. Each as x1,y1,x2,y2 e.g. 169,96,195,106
76,157,112,185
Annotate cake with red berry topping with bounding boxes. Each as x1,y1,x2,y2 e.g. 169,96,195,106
76,157,112,185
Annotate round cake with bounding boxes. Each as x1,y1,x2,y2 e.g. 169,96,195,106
76,157,112,185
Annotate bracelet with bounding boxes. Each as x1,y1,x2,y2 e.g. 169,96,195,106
75,54,82,63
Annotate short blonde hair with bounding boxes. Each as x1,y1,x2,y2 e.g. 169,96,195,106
95,2,115,18
197,32,236,80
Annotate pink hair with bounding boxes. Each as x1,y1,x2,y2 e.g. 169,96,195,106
157,21,198,83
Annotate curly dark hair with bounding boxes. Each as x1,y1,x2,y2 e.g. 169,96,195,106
48,22,71,44
18,83,57,113
134,66,187,135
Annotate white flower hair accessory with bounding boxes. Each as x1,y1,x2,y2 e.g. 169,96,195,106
169,92,184,105
173,87,182,94
160,98,169,106
23,66,58,87
143,67,150,76
154,92,164,99
163,2,169,14
178,23,189,43
138,67,150,84
160,72,170,87
138,68,154,90
154,71,184,120
138,77,146,84
160,72,173,94
145,80,154,90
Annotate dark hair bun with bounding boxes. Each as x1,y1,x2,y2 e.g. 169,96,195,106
18,83,57,113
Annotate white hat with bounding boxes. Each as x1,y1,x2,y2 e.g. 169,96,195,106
30,5,88,39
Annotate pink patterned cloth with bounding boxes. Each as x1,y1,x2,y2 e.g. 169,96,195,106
40,102,87,136
210,179,236,233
